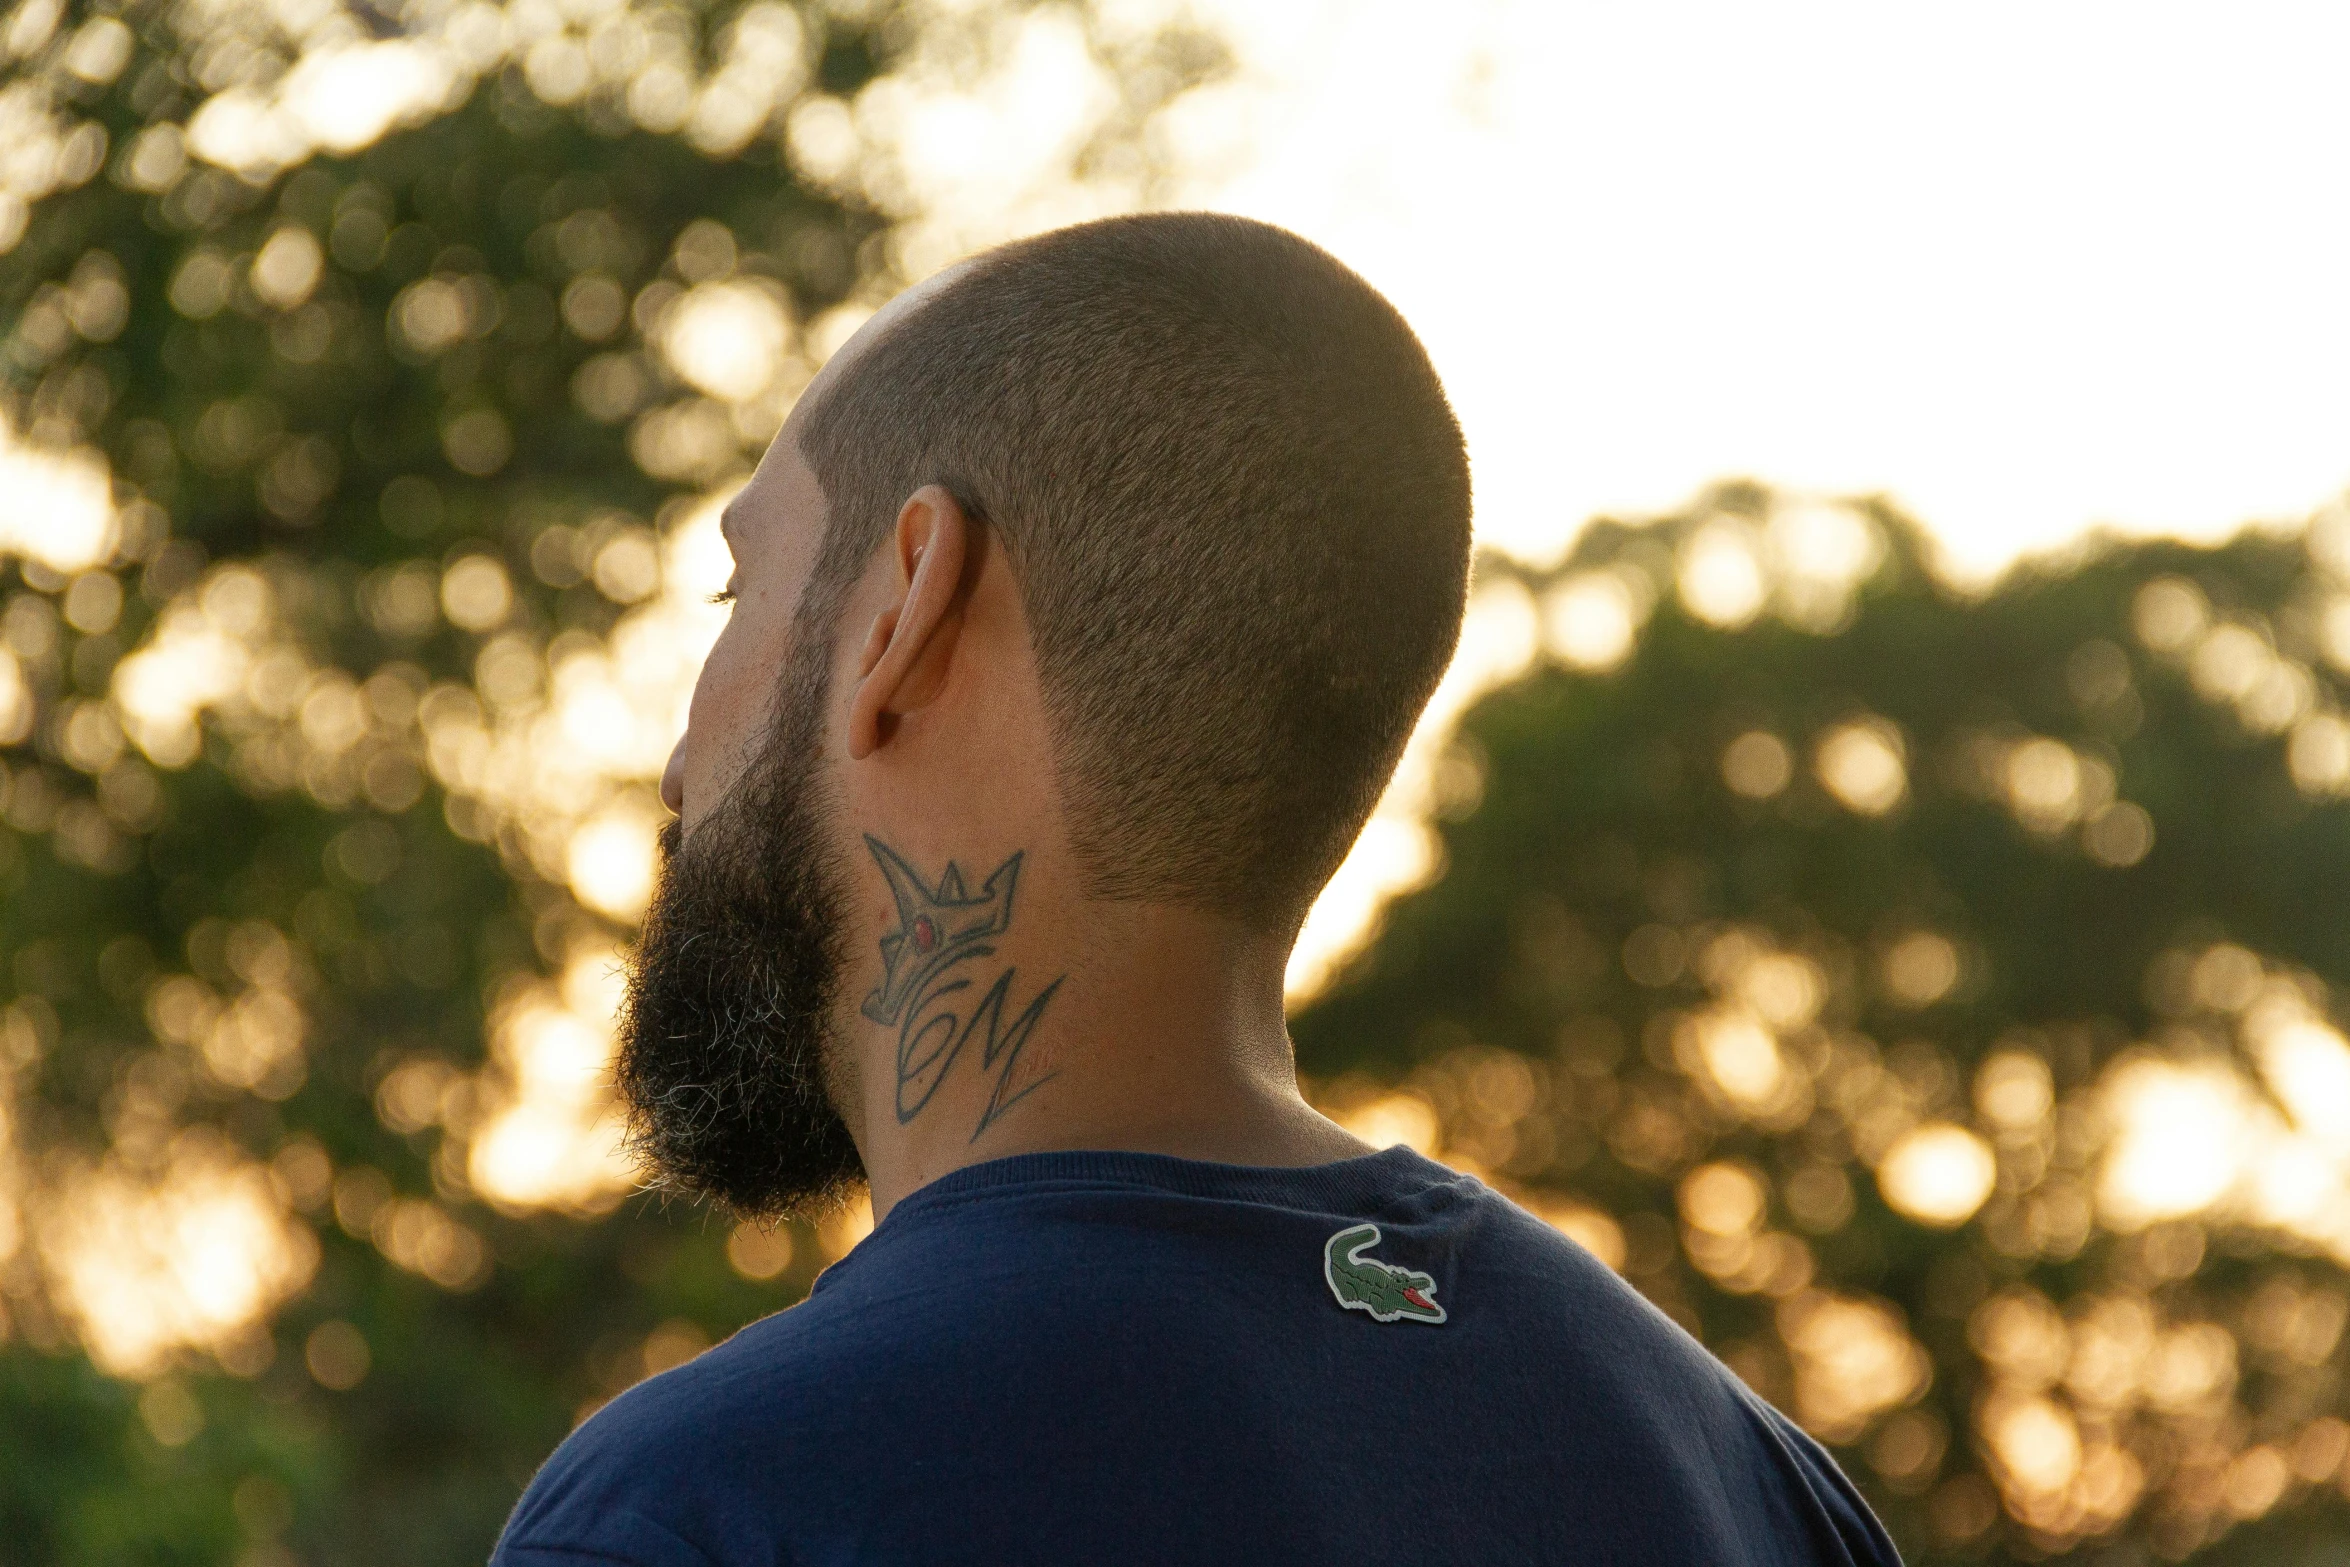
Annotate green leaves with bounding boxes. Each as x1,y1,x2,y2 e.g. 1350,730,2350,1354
0,4,896,1559
1296,496,2350,1563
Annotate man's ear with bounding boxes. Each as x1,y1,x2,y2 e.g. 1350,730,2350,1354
846,484,973,760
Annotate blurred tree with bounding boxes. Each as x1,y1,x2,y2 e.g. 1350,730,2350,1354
1295,489,2350,1566
9,0,2350,1563
0,0,1220,1561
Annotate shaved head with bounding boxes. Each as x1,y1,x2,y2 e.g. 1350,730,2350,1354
795,213,1472,929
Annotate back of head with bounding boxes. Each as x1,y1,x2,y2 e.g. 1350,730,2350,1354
799,212,1471,930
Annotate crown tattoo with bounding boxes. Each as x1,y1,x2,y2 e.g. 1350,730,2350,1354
860,836,1024,1026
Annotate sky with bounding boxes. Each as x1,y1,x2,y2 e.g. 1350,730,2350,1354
852,0,2350,992
16,0,2350,1365
20,0,2350,997
1159,0,2350,585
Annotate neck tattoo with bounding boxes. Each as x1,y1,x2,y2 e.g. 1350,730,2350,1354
859,835,1066,1142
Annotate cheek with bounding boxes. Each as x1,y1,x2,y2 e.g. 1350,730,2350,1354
694,623,758,719
687,604,802,787
683,628,762,792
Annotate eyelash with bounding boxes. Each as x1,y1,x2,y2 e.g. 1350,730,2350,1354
709,589,736,606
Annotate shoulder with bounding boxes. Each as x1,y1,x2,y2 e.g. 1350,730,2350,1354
1463,1184,1905,1563
1457,1181,1710,1355
494,1307,845,1566
1742,1393,1908,1567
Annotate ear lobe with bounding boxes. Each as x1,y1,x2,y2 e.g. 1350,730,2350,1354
846,485,973,761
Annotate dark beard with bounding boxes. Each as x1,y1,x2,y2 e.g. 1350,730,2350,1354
613,627,867,1220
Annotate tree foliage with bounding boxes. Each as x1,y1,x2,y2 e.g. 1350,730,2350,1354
1298,492,2350,1565
5,0,2349,1563
0,1,1217,1560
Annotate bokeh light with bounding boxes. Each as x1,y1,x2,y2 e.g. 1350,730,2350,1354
10,2,2350,1558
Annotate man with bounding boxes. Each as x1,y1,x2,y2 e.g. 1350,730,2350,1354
495,213,1902,1566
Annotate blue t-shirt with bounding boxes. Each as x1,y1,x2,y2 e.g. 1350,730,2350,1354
496,1145,1902,1566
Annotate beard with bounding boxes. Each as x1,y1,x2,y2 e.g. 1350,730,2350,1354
613,619,867,1220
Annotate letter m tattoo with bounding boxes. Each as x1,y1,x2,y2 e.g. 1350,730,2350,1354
961,967,1064,1136
859,835,1066,1140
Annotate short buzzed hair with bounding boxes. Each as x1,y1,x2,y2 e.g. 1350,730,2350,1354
797,213,1471,929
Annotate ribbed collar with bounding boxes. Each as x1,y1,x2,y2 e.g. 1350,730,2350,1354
811,1144,1464,1295
904,1142,1452,1211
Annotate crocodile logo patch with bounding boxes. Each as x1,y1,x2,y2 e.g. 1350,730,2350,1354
1323,1223,1448,1325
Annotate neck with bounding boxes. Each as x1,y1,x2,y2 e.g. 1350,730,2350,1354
831,831,1368,1221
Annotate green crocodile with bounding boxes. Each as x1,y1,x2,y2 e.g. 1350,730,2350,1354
1323,1224,1448,1324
